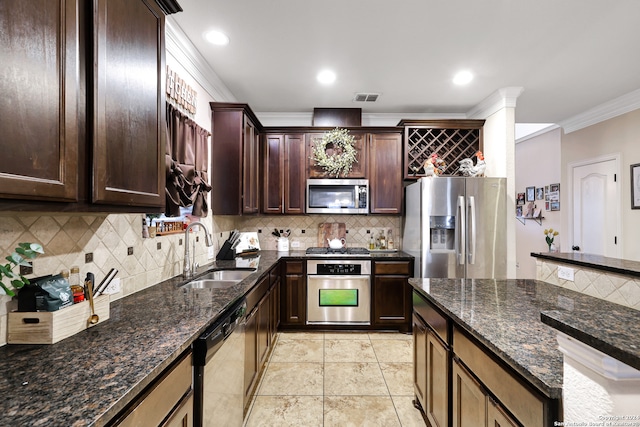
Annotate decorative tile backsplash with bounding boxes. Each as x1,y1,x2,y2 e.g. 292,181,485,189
536,260,640,310
0,212,403,346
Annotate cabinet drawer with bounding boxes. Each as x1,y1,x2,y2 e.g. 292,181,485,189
413,291,449,345
285,261,304,274
374,261,411,275
246,275,270,313
116,351,192,427
453,327,545,427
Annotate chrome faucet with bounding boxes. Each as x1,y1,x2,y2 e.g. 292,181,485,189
184,221,214,278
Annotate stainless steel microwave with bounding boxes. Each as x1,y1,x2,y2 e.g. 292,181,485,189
306,179,369,214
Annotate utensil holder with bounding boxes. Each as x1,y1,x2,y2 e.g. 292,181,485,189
277,237,290,252
216,241,235,260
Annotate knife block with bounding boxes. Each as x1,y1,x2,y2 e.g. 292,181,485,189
216,240,235,260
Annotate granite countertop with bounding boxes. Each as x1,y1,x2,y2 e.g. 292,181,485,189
531,252,640,279
410,278,640,399
0,250,413,426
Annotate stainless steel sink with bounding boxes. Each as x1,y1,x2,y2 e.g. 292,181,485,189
180,268,257,290
198,269,256,281
181,279,240,290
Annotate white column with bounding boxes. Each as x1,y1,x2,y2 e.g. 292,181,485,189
468,87,523,279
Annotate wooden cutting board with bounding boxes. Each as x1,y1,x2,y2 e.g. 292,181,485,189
317,222,347,247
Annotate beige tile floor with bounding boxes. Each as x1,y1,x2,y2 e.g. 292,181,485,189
244,332,426,427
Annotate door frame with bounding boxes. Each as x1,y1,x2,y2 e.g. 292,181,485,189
567,153,622,257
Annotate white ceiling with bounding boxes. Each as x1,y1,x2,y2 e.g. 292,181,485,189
170,0,640,125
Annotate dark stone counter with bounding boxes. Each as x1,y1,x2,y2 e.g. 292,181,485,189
531,252,640,279
0,250,413,426
410,278,640,399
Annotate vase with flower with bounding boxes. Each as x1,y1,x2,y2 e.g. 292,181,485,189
544,228,559,252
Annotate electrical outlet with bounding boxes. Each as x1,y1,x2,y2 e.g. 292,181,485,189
103,277,121,295
557,266,575,281
20,262,33,275
207,246,215,259
291,241,300,248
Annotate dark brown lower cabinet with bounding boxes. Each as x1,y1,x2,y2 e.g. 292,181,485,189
281,261,306,326
243,303,258,411
413,312,448,427
413,289,562,427
372,261,412,332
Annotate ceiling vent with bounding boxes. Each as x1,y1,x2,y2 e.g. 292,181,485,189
353,93,380,102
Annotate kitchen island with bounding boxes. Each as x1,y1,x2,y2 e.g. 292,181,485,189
409,277,640,426
0,250,412,426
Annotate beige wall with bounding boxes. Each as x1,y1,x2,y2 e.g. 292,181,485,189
515,128,562,278
561,108,640,261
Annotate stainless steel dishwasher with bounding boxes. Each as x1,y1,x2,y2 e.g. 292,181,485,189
193,298,247,427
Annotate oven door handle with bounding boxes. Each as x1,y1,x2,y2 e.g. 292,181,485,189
307,275,371,281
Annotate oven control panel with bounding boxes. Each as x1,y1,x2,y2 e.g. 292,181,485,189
316,263,361,275
307,260,371,276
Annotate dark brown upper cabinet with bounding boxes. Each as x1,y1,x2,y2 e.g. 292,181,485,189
90,0,166,208
262,133,305,214
210,103,261,215
0,0,79,203
369,132,403,214
0,0,179,212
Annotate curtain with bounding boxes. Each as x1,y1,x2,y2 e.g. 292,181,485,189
165,103,211,217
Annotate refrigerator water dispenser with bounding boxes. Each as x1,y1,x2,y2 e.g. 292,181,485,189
429,216,455,251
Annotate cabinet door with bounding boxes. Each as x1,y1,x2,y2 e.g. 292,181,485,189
92,0,165,207
413,314,428,412
284,134,306,213
244,305,258,410
307,132,366,178
281,261,306,325
269,277,281,344
162,391,194,427
369,133,402,214
453,358,487,427
0,0,78,202
427,332,449,427
373,276,410,326
243,116,260,213
257,293,270,367
263,134,284,214
487,398,519,427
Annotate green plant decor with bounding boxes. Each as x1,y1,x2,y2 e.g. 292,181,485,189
0,243,45,297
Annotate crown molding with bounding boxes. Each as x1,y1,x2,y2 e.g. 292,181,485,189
255,112,468,127
515,124,560,144
165,18,237,103
466,87,525,119
559,88,640,134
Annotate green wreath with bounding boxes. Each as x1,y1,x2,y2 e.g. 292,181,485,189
311,128,358,177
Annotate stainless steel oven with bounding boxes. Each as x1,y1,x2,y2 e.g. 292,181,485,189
306,259,371,325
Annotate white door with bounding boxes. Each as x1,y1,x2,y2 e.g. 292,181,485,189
571,158,620,257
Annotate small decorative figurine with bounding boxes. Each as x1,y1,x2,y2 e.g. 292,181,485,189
458,151,486,177
423,153,446,177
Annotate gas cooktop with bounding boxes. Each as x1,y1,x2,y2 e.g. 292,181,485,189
305,247,371,256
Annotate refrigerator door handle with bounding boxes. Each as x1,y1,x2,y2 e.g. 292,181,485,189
468,196,476,265
457,196,465,265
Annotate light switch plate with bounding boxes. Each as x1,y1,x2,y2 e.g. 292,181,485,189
291,241,300,248
207,246,215,259
557,266,575,281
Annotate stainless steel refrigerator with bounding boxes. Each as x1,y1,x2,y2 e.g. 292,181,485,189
402,177,507,279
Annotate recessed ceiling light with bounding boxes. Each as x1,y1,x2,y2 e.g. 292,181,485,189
317,70,336,85
204,30,229,46
453,70,473,85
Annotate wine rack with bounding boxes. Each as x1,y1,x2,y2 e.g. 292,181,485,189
399,120,484,179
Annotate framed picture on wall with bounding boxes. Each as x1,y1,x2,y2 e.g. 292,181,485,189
516,193,525,205
526,186,535,202
632,163,640,209
536,187,544,200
